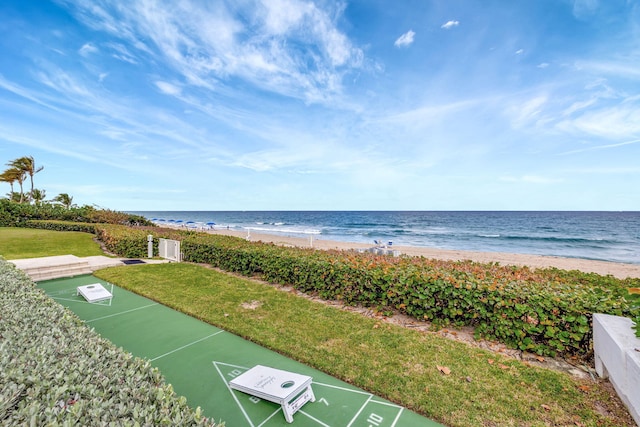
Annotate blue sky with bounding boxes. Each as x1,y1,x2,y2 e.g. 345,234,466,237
0,0,638,211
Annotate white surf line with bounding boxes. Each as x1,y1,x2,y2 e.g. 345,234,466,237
346,394,374,427
299,410,331,427
212,362,255,427
85,302,159,323
150,331,224,362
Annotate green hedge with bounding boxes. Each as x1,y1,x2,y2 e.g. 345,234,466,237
25,220,98,234
179,233,638,357
0,258,220,426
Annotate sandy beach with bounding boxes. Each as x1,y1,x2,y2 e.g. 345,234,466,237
201,227,640,279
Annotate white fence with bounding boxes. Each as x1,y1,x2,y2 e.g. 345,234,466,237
158,238,182,262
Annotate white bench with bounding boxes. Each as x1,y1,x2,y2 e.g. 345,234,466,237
230,365,315,423
77,283,113,303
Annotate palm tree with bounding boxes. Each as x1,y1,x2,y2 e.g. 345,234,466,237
31,188,46,206
10,156,44,200
4,161,27,203
14,156,44,197
53,193,74,209
0,168,22,195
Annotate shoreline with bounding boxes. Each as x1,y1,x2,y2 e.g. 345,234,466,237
198,227,640,279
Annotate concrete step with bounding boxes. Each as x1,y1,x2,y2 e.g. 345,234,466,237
10,255,166,282
27,264,93,281
11,255,92,281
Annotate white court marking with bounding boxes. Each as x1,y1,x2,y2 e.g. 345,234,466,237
85,302,159,323
150,331,225,362
212,362,405,427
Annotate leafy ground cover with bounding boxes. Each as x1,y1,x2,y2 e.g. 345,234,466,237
0,227,105,259
94,262,636,427
0,258,219,426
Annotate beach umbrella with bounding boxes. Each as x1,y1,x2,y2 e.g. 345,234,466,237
206,222,216,225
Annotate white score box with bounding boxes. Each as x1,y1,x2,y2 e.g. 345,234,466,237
229,365,315,423
77,283,113,303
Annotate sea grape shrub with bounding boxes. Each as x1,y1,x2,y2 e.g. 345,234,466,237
84,207,153,226
94,224,152,257
0,258,219,426
628,288,640,338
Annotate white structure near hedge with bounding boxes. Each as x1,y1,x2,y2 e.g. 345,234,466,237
159,238,182,262
593,313,640,426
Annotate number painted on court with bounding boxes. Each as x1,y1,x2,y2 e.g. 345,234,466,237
319,398,329,406
227,369,243,379
368,413,384,426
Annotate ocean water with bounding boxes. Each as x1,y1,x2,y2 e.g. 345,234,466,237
128,211,640,265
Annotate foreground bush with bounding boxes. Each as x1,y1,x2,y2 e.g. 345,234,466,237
0,258,219,426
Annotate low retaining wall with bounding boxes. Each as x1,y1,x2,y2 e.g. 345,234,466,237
593,313,640,426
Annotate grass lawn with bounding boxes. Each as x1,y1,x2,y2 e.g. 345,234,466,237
0,227,106,259
94,263,635,427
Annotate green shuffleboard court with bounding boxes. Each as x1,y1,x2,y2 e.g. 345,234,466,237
39,275,443,427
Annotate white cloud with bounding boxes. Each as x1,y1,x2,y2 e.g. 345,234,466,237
155,81,182,96
441,20,459,30
562,98,597,117
62,0,364,104
106,43,139,64
559,138,640,155
506,95,548,128
380,99,480,128
515,49,524,55
556,105,640,139
537,62,549,68
394,30,415,48
575,60,640,79
78,42,98,56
